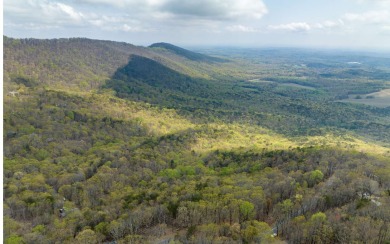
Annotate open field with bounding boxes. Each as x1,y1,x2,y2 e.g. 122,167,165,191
248,79,316,90
342,89,390,108
279,82,316,90
248,78,273,83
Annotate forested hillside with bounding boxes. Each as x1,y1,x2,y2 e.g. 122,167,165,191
3,36,390,243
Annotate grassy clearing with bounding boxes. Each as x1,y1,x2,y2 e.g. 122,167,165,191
248,79,274,83
30,88,389,158
72,89,390,156
300,133,390,156
191,124,390,156
280,83,316,90
247,79,316,90
191,123,295,153
342,89,390,108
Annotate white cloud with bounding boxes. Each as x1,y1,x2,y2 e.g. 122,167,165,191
77,0,162,8
226,25,259,33
313,20,344,29
5,0,87,25
268,20,343,33
343,10,390,24
44,2,85,22
77,0,268,20
268,22,311,32
4,0,150,32
5,0,388,49
4,0,268,35
268,12,390,34
268,10,390,35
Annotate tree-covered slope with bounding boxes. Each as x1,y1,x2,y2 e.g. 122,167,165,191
103,53,390,143
3,36,226,92
4,36,140,90
150,42,226,63
3,36,390,243
4,88,390,243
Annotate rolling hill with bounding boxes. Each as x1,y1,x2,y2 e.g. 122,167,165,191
150,42,226,63
3,36,390,243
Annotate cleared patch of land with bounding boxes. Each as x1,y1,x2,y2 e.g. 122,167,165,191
280,82,316,90
248,79,316,90
248,78,273,83
342,89,390,108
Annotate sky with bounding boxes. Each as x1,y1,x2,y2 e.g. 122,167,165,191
3,0,390,50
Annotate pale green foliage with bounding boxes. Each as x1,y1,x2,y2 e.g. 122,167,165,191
5,235,25,244
241,221,274,243
310,170,324,183
75,229,98,244
310,212,327,223
239,200,255,221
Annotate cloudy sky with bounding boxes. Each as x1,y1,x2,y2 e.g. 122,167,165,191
4,0,390,50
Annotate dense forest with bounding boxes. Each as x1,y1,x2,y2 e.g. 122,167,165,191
3,36,390,243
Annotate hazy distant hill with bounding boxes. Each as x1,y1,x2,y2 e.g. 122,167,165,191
150,42,226,62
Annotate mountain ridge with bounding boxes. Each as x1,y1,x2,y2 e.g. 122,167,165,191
3,36,223,92
149,42,226,63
